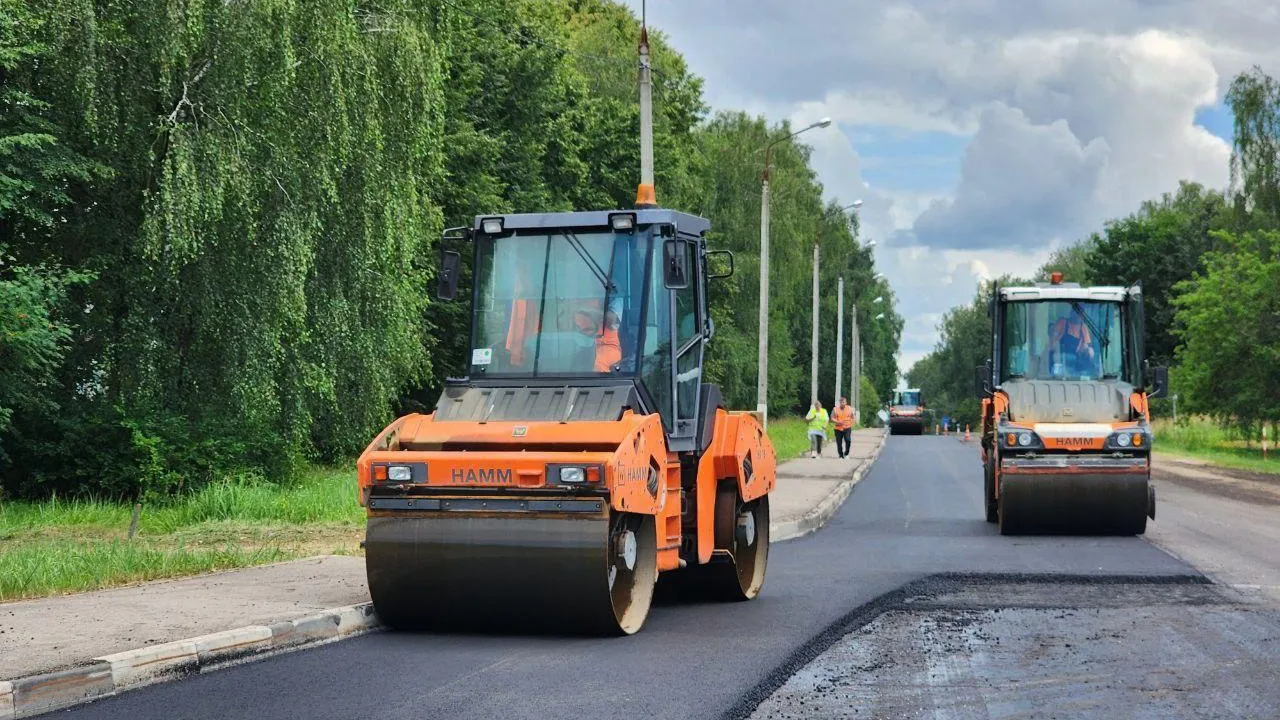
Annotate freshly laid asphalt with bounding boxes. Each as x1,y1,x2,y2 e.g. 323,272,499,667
52,436,1206,720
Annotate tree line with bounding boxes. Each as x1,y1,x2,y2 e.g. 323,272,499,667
907,67,1280,437
0,0,902,500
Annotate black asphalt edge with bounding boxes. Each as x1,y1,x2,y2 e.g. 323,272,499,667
2,603,380,719
719,571,1210,720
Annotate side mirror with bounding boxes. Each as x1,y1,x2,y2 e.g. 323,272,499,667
663,238,690,289
1148,364,1169,399
437,250,462,301
974,363,991,399
706,249,734,279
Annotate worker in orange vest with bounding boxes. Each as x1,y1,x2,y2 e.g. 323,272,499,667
573,304,622,372
831,397,855,458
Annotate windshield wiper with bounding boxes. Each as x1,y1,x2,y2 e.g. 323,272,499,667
1071,301,1109,350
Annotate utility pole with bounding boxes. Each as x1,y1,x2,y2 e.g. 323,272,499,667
851,306,860,425
757,173,771,427
755,119,832,429
810,234,820,405
635,20,656,208
835,276,844,405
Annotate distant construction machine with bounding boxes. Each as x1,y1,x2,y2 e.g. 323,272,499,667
976,272,1168,535
353,26,776,635
887,388,925,435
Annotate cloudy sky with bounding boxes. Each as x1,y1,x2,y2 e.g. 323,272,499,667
620,0,1280,380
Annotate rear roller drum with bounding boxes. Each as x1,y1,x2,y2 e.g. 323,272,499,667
606,511,658,634
701,484,770,601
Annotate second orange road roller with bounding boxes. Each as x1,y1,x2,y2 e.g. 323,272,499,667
354,199,777,635
975,272,1168,535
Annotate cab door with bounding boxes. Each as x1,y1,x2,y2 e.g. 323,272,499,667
1125,284,1146,386
666,236,704,452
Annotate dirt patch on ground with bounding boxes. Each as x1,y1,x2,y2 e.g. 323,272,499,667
1153,456,1280,506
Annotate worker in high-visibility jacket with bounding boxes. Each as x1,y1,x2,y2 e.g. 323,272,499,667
831,397,854,459
806,401,830,459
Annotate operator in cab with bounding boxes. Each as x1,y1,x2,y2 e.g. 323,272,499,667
573,294,623,372
1047,307,1099,377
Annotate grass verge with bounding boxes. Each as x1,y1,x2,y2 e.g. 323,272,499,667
1153,418,1280,476
767,416,811,461
0,466,363,601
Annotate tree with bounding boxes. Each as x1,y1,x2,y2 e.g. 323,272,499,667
906,274,1027,429
0,252,86,454
1085,182,1229,365
1035,239,1096,284
1227,67,1280,224
1172,229,1280,436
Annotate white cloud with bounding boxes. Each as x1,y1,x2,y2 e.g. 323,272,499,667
913,101,1111,250
622,0,1273,379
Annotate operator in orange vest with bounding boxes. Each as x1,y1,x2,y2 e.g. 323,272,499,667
831,397,855,459
573,295,623,372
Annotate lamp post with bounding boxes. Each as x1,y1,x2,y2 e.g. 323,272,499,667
830,201,862,407
757,116,831,427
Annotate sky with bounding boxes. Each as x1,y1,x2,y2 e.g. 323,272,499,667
619,0,1280,380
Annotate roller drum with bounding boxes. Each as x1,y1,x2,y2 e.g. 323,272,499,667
998,472,1150,536
365,502,656,635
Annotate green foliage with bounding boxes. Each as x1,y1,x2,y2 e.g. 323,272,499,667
905,282,1004,429
0,0,107,229
0,0,902,499
1171,229,1280,435
0,252,88,449
1084,182,1230,364
765,417,810,460
1227,67,1280,222
685,112,900,414
908,66,1280,467
857,375,879,428
1035,240,1095,284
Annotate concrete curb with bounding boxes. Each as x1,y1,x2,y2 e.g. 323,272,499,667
1,603,379,719
772,429,889,542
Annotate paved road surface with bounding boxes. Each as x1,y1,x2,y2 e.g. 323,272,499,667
53,437,1274,720
1147,460,1280,601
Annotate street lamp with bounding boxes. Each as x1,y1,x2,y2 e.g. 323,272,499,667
873,295,884,303
875,312,886,320
758,116,832,427
826,200,863,407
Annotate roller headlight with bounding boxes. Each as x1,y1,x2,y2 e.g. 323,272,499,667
1108,430,1148,449
1018,432,1032,447
559,467,585,484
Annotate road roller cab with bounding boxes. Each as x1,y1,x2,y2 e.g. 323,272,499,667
356,207,777,635
975,273,1169,535
888,388,925,435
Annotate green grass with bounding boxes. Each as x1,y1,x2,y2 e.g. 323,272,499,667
1153,417,1280,476
767,416,826,460
0,466,365,601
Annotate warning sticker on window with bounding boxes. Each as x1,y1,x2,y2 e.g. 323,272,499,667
471,348,493,366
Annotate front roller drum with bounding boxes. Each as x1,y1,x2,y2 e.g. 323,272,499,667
998,472,1152,536
365,504,657,635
